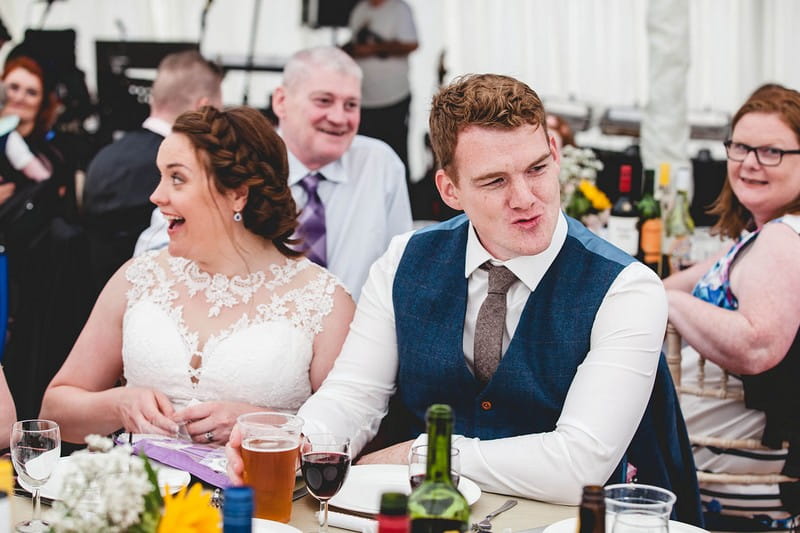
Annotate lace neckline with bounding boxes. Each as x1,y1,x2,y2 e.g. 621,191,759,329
168,256,307,317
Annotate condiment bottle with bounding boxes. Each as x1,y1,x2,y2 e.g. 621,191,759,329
378,492,410,533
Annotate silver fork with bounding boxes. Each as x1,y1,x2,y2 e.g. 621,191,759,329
472,499,518,531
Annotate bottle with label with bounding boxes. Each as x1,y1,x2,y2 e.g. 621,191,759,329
606,164,639,255
408,404,469,533
636,169,662,275
223,486,254,533
378,492,410,533
665,167,695,272
577,486,605,533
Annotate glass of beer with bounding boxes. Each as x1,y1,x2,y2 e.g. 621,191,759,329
237,412,304,523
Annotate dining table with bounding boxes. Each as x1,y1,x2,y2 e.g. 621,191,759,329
288,478,577,533
8,478,578,533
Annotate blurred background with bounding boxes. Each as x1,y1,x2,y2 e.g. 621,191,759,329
1,0,798,182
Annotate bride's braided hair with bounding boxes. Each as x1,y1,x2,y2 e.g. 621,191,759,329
172,105,301,257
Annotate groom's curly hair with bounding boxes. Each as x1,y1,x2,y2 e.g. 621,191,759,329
429,73,547,181
173,105,302,257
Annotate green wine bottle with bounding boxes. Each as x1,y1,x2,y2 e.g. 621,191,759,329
408,405,469,533
665,167,695,272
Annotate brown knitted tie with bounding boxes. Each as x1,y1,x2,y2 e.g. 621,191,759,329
473,263,518,385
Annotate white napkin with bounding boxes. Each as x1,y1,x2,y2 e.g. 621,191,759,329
24,447,61,481
316,511,378,533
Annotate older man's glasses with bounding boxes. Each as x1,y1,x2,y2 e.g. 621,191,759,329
723,140,800,167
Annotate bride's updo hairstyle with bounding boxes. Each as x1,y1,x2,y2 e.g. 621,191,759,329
172,105,301,257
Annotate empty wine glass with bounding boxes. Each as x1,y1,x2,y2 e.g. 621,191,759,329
300,434,351,533
10,419,61,533
408,444,460,490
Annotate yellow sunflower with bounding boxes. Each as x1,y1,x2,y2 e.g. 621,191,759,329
577,180,611,211
158,483,221,533
0,459,13,495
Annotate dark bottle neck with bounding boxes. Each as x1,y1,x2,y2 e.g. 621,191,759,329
578,486,605,533
642,170,655,198
426,413,454,484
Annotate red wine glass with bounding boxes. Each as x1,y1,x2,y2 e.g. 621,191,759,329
300,434,351,533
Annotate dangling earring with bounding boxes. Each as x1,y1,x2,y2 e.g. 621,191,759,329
233,211,243,222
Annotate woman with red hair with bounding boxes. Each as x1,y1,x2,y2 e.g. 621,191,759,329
0,55,82,422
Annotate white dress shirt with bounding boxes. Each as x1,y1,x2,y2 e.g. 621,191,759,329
134,134,412,300
287,134,411,300
298,212,667,504
141,116,172,138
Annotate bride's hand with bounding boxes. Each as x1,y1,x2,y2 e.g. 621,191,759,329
117,387,179,436
173,401,257,445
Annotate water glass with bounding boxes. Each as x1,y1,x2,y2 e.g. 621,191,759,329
611,510,670,533
408,444,460,489
10,419,61,533
604,484,676,533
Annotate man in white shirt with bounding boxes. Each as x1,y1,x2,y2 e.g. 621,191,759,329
135,47,411,300
226,74,700,521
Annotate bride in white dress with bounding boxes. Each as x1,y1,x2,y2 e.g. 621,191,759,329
40,106,355,444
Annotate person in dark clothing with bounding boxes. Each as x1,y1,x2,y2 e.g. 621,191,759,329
82,50,223,296
0,55,83,422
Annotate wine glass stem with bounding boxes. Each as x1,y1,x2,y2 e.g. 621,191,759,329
33,487,41,522
320,500,329,533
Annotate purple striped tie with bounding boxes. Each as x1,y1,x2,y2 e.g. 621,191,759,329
298,172,327,267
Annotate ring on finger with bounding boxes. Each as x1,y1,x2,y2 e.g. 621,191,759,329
205,431,214,443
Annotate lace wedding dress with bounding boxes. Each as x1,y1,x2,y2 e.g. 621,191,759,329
121,250,343,412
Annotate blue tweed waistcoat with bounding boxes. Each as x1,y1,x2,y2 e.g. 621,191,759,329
391,213,702,526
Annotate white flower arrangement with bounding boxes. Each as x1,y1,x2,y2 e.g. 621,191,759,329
47,435,159,533
558,145,605,204
558,145,612,234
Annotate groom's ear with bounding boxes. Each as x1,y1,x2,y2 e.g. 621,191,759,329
436,169,463,211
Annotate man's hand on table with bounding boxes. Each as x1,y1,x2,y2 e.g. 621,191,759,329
356,439,414,465
226,428,416,484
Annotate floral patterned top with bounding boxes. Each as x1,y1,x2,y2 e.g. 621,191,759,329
692,215,800,309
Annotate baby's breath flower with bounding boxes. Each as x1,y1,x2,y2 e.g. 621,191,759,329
48,435,160,533
560,147,610,219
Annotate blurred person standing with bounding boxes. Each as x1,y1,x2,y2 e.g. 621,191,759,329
0,56,80,421
346,0,418,181
137,47,412,300
546,113,576,153
82,50,223,297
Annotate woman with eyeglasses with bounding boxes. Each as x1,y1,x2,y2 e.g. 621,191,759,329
664,85,800,530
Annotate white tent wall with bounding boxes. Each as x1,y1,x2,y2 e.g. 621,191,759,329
1,0,799,180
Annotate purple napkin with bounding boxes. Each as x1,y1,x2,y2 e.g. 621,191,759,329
130,437,231,488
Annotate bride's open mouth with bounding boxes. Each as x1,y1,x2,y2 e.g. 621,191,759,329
164,214,186,230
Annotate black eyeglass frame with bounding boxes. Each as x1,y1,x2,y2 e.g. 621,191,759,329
723,140,800,167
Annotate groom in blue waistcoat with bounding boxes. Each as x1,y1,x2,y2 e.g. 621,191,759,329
227,73,702,525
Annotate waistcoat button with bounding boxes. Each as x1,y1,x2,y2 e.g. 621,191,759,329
481,401,492,411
